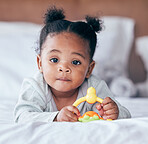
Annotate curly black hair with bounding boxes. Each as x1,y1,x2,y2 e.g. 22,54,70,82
36,6,103,61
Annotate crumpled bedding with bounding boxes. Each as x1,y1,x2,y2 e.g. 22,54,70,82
0,97,148,144
0,118,148,144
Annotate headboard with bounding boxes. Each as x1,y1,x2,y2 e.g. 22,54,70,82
0,0,147,83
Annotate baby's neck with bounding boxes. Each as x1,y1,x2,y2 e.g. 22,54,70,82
51,88,79,110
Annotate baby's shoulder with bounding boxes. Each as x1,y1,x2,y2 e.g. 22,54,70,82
22,71,48,95
87,75,109,94
23,71,43,85
88,74,102,87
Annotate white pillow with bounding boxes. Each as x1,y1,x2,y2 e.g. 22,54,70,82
135,36,148,97
0,22,42,100
110,76,137,97
136,36,148,71
93,16,135,83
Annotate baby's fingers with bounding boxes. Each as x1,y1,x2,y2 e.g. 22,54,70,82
67,106,80,117
105,108,118,115
65,111,79,121
106,113,118,120
96,103,104,116
103,102,116,111
96,103,102,110
104,108,119,120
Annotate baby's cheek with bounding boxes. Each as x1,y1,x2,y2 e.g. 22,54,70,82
73,70,86,82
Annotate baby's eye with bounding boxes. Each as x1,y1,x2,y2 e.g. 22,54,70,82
50,58,58,63
72,60,81,65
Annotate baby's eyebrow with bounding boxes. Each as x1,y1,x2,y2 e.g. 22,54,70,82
72,52,85,59
48,49,85,59
48,49,61,54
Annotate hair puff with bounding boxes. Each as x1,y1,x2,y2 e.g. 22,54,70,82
44,6,65,24
85,15,103,33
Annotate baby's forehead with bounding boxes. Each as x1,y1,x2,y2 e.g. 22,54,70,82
43,32,90,56
46,32,90,48
47,32,87,41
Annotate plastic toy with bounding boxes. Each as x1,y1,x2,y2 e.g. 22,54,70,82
73,87,112,122
78,111,104,122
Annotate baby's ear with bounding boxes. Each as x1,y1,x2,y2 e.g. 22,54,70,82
37,55,43,73
86,60,95,78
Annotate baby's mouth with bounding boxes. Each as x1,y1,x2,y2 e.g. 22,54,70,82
57,77,71,81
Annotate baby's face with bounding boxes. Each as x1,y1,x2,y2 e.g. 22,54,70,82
37,32,94,93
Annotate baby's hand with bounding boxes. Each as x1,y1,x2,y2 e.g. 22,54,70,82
96,97,119,120
54,106,80,122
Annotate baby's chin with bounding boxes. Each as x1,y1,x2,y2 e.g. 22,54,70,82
51,85,78,94
54,87,74,93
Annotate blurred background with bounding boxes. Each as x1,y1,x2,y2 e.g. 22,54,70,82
0,1,148,123
0,0,148,83
0,0,148,98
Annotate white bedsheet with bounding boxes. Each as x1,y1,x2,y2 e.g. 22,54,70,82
0,97,148,144
0,118,148,144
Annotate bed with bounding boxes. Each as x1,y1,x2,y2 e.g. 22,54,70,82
0,98,148,144
0,0,148,144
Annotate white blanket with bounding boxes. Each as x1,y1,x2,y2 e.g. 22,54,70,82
0,118,148,144
0,97,148,144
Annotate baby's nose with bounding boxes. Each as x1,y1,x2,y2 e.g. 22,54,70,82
58,65,71,73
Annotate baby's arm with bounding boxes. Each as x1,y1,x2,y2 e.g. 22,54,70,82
14,78,58,123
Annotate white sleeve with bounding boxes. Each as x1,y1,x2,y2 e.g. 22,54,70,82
14,78,58,123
